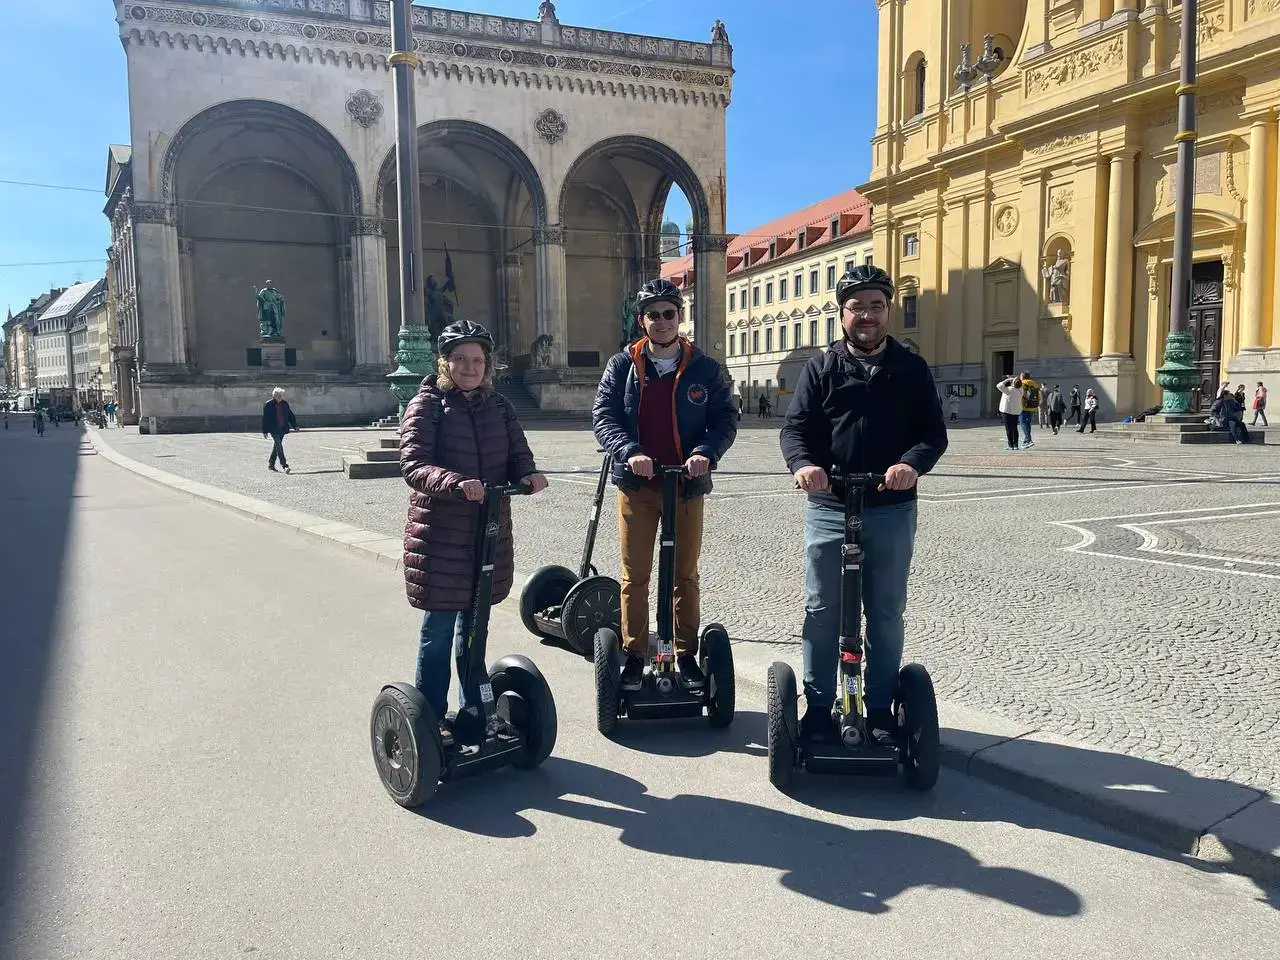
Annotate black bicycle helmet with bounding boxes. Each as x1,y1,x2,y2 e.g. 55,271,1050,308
634,278,684,314
835,264,895,307
437,319,494,357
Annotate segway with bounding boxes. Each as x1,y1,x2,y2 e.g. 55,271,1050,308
520,452,621,658
594,465,735,735
766,471,939,791
371,482,557,808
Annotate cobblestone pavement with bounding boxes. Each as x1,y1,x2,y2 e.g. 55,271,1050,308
98,420,1280,793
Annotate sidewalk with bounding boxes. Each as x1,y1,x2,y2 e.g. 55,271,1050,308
83,425,1278,891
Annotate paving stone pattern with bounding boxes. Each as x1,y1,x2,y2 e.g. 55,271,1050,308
100,421,1280,794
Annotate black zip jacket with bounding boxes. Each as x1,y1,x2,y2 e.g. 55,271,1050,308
780,337,948,509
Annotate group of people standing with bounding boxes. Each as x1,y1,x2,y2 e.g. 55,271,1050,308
997,374,1098,449
1209,381,1266,445
396,264,948,749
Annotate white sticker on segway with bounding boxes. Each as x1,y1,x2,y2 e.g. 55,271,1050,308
479,683,495,704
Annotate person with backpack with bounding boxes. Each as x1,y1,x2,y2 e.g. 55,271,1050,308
399,319,548,726
1018,373,1041,448
1047,384,1066,434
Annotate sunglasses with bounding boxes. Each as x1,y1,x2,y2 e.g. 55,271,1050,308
644,308,678,322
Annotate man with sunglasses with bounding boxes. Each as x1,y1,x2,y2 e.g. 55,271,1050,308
780,264,948,747
593,278,738,692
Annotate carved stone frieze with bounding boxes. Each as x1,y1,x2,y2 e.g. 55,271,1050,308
345,89,383,128
994,205,1019,237
533,224,564,246
1026,132,1092,156
534,108,567,144
1025,36,1124,97
1144,90,1242,129
1048,187,1074,224
132,200,176,225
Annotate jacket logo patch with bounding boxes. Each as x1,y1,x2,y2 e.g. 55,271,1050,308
485,521,500,537
686,384,708,405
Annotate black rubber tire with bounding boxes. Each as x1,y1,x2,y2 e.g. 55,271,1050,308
560,576,621,660
519,565,577,639
700,624,736,728
594,628,622,737
766,662,799,789
896,663,940,791
490,655,558,769
370,684,442,808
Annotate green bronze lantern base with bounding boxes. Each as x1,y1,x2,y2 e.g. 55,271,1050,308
387,323,436,419
1155,329,1198,415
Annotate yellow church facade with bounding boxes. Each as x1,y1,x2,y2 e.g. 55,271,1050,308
859,0,1280,419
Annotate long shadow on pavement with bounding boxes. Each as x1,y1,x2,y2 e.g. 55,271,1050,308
414,757,1082,917
0,419,81,930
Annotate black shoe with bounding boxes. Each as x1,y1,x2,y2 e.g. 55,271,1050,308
620,653,645,691
677,654,705,689
867,708,898,747
268,463,278,471
800,705,839,744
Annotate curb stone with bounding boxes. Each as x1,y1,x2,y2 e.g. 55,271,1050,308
84,427,1279,892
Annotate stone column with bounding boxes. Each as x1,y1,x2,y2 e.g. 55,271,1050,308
1274,114,1280,350
177,237,197,369
502,252,523,352
132,201,189,376
692,233,728,360
350,223,390,375
1242,119,1275,353
1101,154,1136,357
533,224,568,366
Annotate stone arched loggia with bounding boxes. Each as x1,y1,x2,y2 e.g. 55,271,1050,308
559,135,717,348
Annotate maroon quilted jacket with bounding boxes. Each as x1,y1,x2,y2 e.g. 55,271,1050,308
400,377,538,611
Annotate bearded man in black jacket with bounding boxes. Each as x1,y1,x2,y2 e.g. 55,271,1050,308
779,265,948,747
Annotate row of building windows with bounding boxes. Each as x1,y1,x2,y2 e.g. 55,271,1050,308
729,252,877,313
725,293,919,358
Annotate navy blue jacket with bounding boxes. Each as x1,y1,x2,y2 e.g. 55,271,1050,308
780,337,948,509
262,399,298,438
592,338,737,499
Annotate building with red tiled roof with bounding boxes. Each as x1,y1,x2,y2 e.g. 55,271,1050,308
665,187,887,414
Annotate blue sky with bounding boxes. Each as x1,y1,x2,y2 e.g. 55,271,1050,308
0,0,878,320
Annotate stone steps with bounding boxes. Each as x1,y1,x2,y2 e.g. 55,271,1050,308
1106,420,1266,444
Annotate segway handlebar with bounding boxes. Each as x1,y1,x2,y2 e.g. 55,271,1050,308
451,482,535,500
794,471,886,491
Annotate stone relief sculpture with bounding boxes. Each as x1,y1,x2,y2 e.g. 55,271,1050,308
532,333,555,368
711,19,730,43
256,282,286,340
1042,250,1070,305
538,1,557,22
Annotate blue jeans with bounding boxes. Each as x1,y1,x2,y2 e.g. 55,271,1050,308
415,609,475,719
801,500,918,711
1018,411,1033,444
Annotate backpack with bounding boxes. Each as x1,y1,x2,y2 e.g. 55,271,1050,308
1023,385,1041,408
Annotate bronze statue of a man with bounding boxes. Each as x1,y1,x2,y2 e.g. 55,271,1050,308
256,282,286,340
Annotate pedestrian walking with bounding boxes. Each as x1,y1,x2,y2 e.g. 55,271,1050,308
261,386,298,473
1038,385,1051,428
35,409,44,437
1048,384,1066,434
1251,382,1267,427
1067,385,1082,425
1018,372,1040,447
996,374,1022,451
1077,389,1099,434
947,392,960,422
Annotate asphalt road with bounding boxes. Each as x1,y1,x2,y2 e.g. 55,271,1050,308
2,421,1277,959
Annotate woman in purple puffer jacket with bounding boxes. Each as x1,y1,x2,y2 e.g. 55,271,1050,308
399,320,547,722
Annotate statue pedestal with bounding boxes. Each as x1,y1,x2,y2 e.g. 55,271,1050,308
260,340,286,370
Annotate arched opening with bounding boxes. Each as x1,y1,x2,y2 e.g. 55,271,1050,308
377,121,546,374
559,136,712,363
166,100,361,373
914,57,927,116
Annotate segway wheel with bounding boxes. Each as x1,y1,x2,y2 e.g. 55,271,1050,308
895,663,940,792
519,565,577,638
561,576,621,659
700,624,735,728
490,655,558,769
370,684,442,808
594,627,623,737
766,662,799,789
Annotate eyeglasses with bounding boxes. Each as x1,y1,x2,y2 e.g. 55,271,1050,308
644,308,678,322
843,302,888,317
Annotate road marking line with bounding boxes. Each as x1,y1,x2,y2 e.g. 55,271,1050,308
1059,500,1280,524
1130,509,1280,527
